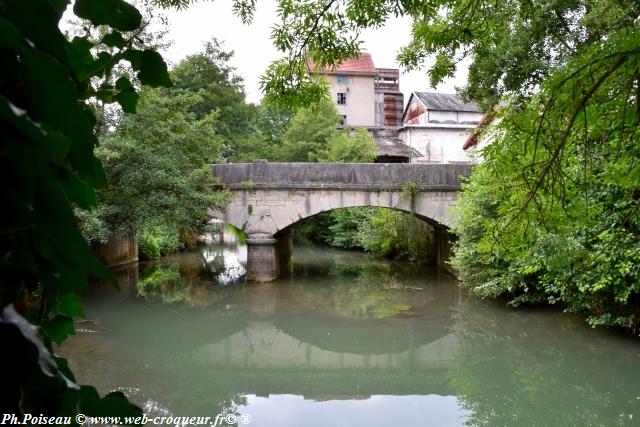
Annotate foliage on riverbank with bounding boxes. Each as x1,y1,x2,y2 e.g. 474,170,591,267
451,29,640,331
78,39,273,259
78,86,229,260
298,207,434,262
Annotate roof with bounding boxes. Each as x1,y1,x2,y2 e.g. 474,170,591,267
308,53,376,74
414,92,481,112
373,134,422,157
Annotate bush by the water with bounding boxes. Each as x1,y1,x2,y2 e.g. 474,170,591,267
298,207,434,263
138,225,184,260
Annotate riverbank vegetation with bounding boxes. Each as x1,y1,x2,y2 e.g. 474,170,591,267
298,207,434,262
439,3,640,331
79,85,229,260
76,35,293,260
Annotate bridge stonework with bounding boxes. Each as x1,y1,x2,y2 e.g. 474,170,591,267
212,161,471,281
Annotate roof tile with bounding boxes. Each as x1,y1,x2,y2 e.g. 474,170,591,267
309,53,376,73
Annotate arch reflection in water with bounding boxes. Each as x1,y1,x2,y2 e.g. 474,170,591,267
64,242,465,422
60,241,640,427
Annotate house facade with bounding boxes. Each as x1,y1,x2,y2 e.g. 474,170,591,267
308,53,416,162
399,92,482,163
308,53,404,128
309,53,377,127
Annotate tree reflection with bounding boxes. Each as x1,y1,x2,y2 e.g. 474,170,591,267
448,299,640,426
287,258,431,319
136,243,246,306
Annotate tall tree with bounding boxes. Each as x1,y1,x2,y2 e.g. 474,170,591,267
439,3,640,330
79,86,228,259
168,39,257,161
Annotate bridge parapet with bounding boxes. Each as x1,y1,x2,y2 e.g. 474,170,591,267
212,160,471,191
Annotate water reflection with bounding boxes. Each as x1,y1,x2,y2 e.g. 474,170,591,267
60,241,640,427
448,299,640,426
136,238,247,305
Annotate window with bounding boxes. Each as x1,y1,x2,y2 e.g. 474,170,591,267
339,115,347,126
336,75,348,84
337,92,347,104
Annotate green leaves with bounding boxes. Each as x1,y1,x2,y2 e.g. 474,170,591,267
450,28,640,332
277,100,341,161
3,0,70,62
114,76,139,113
74,0,142,32
50,293,85,318
260,58,329,110
1,0,174,418
43,316,75,345
315,128,378,163
81,86,229,256
138,50,173,87
429,53,456,88
123,49,172,88
101,31,125,48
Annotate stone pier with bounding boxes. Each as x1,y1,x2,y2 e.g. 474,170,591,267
246,231,292,282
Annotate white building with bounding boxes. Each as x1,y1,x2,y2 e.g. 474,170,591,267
399,92,483,163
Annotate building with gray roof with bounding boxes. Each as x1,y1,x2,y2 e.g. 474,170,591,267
399,92,483,163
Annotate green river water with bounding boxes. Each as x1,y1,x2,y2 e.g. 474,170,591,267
60,233,640,426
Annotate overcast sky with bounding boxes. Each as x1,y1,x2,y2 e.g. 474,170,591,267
162,0,468,105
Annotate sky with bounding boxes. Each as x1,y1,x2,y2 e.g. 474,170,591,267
162,0,469,105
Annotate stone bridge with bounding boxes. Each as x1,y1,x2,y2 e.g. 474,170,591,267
212,161,471,281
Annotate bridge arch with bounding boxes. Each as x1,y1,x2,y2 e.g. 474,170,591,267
223,187,456,239
212,161,470,281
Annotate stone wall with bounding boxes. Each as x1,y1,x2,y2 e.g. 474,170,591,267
212,162,470,281
92,232,138,267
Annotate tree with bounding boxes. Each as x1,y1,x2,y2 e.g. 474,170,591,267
316,128,378,163
278,101,377,162
444,4,640,330
248,104,294,161
168,39,258,161
278,101,342,161
79,87,228,260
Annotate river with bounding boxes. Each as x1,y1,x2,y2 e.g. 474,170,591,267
60,231,640,426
